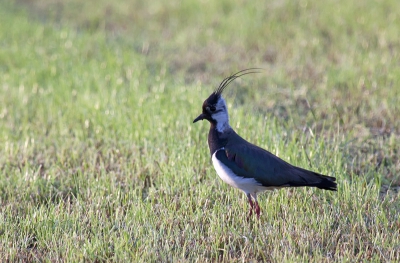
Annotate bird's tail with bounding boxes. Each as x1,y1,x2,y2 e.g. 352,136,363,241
290,166,337,191
315,174,337,191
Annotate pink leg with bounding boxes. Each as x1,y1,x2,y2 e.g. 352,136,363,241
246,193,254,221
254,201,261,219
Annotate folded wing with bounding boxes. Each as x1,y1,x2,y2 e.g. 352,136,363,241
224,138,337,191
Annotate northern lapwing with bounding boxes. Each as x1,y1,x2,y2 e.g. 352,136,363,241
193,69,337,219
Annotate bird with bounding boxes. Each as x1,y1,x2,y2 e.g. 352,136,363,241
193,68,337,220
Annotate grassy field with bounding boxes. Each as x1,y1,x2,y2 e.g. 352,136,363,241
1,0,399,261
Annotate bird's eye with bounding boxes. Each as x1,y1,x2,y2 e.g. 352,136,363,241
210,106,216,112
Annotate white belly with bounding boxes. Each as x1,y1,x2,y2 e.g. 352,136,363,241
211,149,266,194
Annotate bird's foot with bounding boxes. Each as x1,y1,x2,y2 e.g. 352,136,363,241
247,208,253,221
247,194,260,221
255,201,260,219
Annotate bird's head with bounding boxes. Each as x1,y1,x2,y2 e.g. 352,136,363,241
193,92,226,125
193,68,262,132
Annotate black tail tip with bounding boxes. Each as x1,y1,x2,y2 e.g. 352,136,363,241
318,177,337,191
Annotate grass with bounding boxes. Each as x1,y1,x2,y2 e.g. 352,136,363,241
1,0,399,261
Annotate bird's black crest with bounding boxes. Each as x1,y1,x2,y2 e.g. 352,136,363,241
204,92,220,106
214,68,264,96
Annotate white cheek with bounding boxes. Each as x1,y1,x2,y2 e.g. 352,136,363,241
211,97,230,132
212,111,228,123
212,112,229,132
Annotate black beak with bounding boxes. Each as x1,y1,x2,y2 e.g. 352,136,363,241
193,113,205,123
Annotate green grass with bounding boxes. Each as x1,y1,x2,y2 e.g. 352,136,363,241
1,0,399,261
